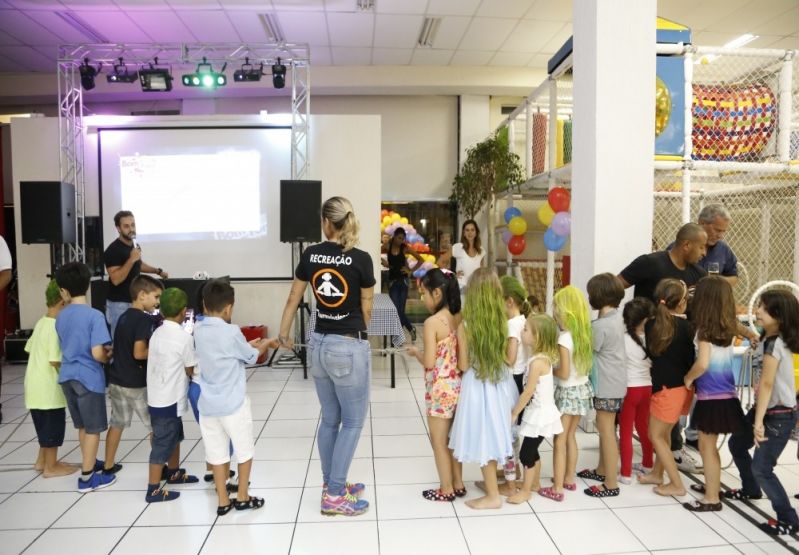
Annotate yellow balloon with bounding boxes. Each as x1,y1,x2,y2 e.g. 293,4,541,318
508,216,527,236
382,216,391,225
538,203,555,226
655,76,671,137
400,217,409,225
391,213,401,222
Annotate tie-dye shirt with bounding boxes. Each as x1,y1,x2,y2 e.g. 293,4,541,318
694,337,737,400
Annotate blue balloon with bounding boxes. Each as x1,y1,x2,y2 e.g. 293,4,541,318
544,227,567,252
504,206,522,224
406,233,418,244
412,269,425,278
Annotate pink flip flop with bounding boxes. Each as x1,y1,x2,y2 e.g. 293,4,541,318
563,482,577,491
538,487,564,502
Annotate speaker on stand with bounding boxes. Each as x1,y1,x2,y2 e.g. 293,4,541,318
20,181,77,276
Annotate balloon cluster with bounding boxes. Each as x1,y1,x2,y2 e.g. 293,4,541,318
380,209,437,278
537,187,571,252
501,207,528,256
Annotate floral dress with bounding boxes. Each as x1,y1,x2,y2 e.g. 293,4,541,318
424,330,461,418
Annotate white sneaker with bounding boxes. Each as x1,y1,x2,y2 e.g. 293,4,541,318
632,462,653,475
619,475,633,485
676,448,703,474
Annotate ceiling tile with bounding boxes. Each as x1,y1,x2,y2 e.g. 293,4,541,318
432,16,470,49
703,0,797,34
527,52,550,68
330,46,371,65
526,0,571,21
278,11,329,46
309,45,330,65
477,0,535,19
460,17,517,51
0,28,21,46
125,10,197,42
747,35,786,48
167,0,222,9
55,0,121,8
374,14,423,48
6,1,62,8
217,0,276,9
225,10,268,41
500,19,562,52
371,47,412,64
113,0,172,10
539,22,571,53
324,0,362,11
410,48,452,65
0,9,64,45
0,45,55,71
31,11,105,42
751,6,799,36
326,12,374,47
175,10,241,41
272,0,325,10
657,0,749,32
376,0,426,15
491,51,533,66
765,35,799,49
71,10,153,43
0,51,26,71
692,31,741,47
450,49,492,66
426,0,480,17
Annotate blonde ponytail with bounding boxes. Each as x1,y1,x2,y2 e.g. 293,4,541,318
322,196,360,251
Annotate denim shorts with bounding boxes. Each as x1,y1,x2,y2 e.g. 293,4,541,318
61,380,108,434
31,408,66,448
149,414,185,465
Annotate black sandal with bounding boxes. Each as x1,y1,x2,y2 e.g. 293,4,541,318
723,488,762,501
217,504,233,516
422,489,455,502
683,500,722,512
690,484,706,493
453,487,467,497
577,469,605,482
584,484,620,498
760,519,799,536
234,496,265,511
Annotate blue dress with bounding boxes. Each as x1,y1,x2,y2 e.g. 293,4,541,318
448,364,517,467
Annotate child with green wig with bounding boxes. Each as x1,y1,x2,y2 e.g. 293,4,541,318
540,285,594,502
448,268,517,510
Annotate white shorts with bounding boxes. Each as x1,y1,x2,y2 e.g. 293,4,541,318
199,396,254,465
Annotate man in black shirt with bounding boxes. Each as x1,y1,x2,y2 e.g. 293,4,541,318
103,211,168,337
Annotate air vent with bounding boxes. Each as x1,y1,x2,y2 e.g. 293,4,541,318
417,17,441,48
260,13,285,43
357,0,375,10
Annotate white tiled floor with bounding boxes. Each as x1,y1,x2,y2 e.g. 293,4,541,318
1,350,799,554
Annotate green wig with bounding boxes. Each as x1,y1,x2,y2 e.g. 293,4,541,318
553,285,593,376
45,280,61,308
527,313,560,366
463,268,508,383
159,287,188,318
500,275,531,317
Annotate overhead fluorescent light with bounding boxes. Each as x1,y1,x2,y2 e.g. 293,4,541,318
356,0,375,10
696,33,758,64
260,13,285,43
418,17,441,48
55,11,109,43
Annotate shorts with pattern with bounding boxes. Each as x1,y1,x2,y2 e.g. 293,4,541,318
554,381,594,416
594,397,624,413
108,384,152,430
425,366,461,418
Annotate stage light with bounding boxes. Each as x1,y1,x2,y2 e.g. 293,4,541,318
272,58,286,89
233,58,263,82
182,57,227,89
139,58,173,92
79,58,101,91
106,58,138,84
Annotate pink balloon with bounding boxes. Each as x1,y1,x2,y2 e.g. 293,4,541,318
551,212,571,237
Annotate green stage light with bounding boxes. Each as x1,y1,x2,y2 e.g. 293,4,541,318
182,57,227,89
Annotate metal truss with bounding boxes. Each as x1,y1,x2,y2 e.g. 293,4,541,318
56,42,312,265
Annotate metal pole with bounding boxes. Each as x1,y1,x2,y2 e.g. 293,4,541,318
682,47,694,224
777,51,794,163
546,77,557,315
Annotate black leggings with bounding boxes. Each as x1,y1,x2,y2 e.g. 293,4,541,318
519,436,545,468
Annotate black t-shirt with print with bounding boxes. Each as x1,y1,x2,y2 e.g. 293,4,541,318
103,238,141,302
645,316,695,393
108,308,157,388
621,250,707,301
296,242,376,334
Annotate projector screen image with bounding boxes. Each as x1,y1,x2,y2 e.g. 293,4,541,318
99,126,294,279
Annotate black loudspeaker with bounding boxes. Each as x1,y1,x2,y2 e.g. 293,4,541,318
20,181,76,244
280,180,322,243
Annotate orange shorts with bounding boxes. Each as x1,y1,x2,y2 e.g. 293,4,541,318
650,386,693,424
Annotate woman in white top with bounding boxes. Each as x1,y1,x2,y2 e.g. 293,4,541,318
451,220,485,297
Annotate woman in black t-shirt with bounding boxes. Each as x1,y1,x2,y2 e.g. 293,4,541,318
278,196,375,517
382,228,423,340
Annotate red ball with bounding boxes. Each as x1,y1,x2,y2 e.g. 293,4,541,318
508,235,526,255
547,187,571,213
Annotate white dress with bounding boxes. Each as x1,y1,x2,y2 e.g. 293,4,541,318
518,355,564,439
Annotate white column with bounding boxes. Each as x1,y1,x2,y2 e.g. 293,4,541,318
458,95,491,250
571,0,656,291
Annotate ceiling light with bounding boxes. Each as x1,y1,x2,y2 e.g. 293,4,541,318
272,57,286,89
418,17,441,48
139,58,173,92
233,58,263,82
696,33,758,64
356,0,375,10
106,57,138,84
182,57,227,89
79,58,101,91
260,13,285,42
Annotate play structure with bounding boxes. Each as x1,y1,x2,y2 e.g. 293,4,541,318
487,17,798,311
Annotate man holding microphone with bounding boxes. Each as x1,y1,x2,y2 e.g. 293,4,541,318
103,211,168,337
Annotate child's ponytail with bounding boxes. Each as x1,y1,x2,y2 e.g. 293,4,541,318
647,278,686,356
421,269,461,315
623,297,655,358
500,275,530,317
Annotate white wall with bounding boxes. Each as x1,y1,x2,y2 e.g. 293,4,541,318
11,114,382,334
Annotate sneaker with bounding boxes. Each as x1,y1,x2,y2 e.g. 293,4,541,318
760,519,799,536
619,475,633,485
685,438,699,451
77,471,117,493
145,485,180,503
321,490,369,516
322,482,366,498
632,463,653,475
676,449,703,474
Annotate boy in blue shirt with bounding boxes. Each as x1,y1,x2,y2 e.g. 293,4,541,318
55,262,116,492
194,279,276,515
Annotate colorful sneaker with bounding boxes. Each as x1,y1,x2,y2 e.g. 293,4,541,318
321,490,369,516
323,482,366,498
145,485,180,503
77,471,116,493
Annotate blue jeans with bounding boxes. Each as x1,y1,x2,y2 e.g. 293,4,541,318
308,332,370,494
729,409,799,526
388,279,412,330
106,300,130,339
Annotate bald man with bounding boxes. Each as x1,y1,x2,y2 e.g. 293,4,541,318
618,223,708,300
